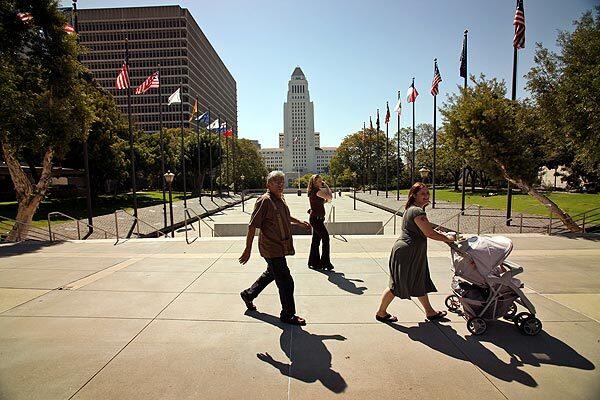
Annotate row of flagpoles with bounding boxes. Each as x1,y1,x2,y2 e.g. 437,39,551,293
114,38,237,232
361,0,525,218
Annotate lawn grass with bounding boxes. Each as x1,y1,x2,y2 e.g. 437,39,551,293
0,190,187,229
392,188,600,216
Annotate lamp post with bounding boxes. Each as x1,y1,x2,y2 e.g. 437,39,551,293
164,171,175,238
419,167,431,184
352,172,357,210
240,174,245,212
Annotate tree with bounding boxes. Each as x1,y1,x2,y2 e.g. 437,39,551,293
1,1,94,239
440,76,580,231
230,138,268,190
330,129,403,190
526,7,600,187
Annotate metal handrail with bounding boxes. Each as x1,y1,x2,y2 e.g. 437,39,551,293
114,209,167,239
183,207,215,243
0,215,63,242
47,211,117,242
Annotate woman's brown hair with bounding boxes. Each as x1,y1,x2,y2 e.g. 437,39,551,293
405,182,428,210
307,174,321,195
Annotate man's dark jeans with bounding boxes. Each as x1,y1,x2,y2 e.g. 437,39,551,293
245,257,296,319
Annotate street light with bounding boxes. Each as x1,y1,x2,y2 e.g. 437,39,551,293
240,174,245,212
352,172,357,210
164,170,175,238
419,167,431,184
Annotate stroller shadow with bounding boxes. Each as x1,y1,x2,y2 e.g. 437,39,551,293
315,269,367,295
386,320,594,387
246,310,348,393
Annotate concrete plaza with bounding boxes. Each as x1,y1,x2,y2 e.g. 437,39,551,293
1,194,599,399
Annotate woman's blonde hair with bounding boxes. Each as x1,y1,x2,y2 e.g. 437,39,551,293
307,174,321,195
405,182,428,210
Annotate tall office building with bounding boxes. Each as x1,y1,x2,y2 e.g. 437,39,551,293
261,67,336,185
76,5,237,132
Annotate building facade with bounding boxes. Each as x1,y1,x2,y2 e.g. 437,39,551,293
260,67,336,185
76,6,236,132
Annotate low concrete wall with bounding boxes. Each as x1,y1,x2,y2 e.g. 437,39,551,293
214,221,383,237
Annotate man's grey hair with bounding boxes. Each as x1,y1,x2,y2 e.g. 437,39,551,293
266,170,285,184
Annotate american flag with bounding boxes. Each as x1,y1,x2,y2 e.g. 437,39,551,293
115,63,130,90
407,81,419,103
64,23,76,35
17,12,33,22
134,71,159,94
385,102,390,124
431,61,442,96
513,0,525,49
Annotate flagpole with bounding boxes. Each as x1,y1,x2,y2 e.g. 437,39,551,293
461,30,468,215
232,126,237,193
225,120,230,195
180,81,187,211
158,63,167,230
376,109,380,196
367,120,371,194
362,122,366,192
432,59,437,209
73,1,94,236
507,47,518,225
385,103,389,198
208,106,214,201
396,91,401,201
411,78,415,185
217,113,222,196
195,95,202,206
125,38,138,225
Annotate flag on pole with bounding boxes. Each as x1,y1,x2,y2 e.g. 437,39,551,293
513,0,526,49
224,129,234,138
385,102,391,124
189,98,198,122
64,23,75,35
134,71,159,94
115,63,130,90
407,81,419,103
293,136,299,144
394,96,402,116
219,122,227,134
460,32,468,78
208,118,220,129
431,60,442,96
17,12,33,22
196,111,209,124
168,88,181,105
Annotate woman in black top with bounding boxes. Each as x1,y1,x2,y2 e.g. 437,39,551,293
307,174,333,270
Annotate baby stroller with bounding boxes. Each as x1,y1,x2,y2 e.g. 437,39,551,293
444,235,542,336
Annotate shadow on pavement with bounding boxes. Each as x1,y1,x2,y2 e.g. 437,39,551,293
0,240,63,258
247,310,348,393
315,269,367,295
386,320,595,388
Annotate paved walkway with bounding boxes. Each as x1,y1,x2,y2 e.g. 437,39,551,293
352,191,554,234
1,194,598,399
49,193,242,240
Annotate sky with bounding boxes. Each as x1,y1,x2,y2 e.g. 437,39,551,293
60,0,597,148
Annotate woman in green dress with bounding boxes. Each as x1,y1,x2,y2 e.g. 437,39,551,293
375,182,456,322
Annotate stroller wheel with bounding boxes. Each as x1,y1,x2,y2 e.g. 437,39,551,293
513,312,531,329
445,295,461,312
504,304,517,320
467,317,487,335
520,316,543,336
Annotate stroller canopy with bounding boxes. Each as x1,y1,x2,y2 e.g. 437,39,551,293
462,236,513,276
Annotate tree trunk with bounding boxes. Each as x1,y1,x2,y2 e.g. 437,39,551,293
1,137,54,241
451,170,460,191
470,169,476,193
494,158,581,232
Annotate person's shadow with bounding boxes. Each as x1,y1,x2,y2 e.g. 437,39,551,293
386,320,595,387
315,269,367,295
247,310,348,393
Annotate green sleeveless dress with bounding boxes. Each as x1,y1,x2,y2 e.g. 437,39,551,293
388,206,437,299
